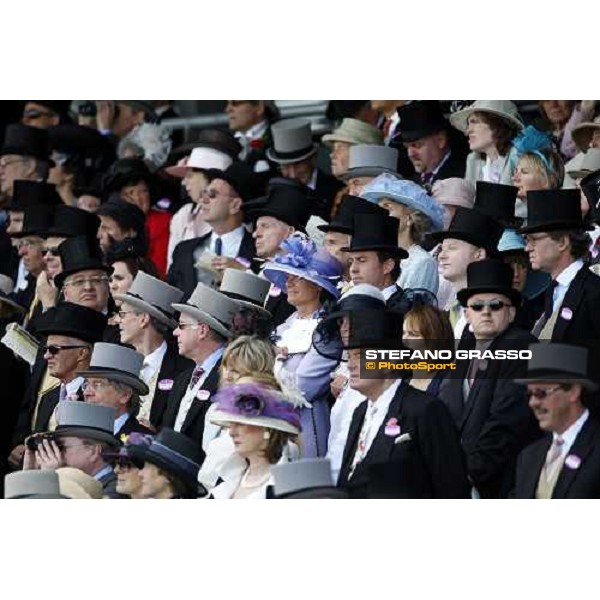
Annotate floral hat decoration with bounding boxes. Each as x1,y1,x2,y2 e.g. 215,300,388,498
510,125,556,174
262,233,343,299
210,382,308,435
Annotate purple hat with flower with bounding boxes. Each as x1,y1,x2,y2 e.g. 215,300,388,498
262,234,343,299
210,383,305,435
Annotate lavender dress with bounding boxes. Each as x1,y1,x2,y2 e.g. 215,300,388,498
274,310,337,458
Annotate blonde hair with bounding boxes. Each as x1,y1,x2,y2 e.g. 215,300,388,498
518,150,564,190
221,335,276,381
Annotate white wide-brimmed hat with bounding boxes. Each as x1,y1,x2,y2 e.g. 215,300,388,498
572,116,600,153
164,147,233,178
449,100,524,134
567,148,600,180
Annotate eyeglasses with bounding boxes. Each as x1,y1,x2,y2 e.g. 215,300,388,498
524,234,551,244
17,238,43,249
82,380,113,392
63,275,109,288
42,246,61,257
177,322,200,330
44,344,90,356
526,385,567,400
0,158,28,169
117,310,140,320
23,109,55,120
467,300,512,312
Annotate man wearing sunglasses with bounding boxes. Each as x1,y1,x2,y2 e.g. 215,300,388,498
513,343,600,499
438,260,539,499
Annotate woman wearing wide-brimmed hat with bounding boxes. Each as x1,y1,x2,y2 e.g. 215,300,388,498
450,100,524,185
361,173,444,294
262,234,343,458
208,380,303,499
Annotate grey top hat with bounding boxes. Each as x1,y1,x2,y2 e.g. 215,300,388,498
515,343,598,391
271,458,345,498
78,342,149,395
5,471,66,499
266,118,317,165
340,144,399,181
220,268,271,317
114,271,184,328
172,283,240,339
54,401,119,446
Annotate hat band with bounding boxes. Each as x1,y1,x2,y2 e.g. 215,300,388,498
150,441,200,480
85,365,140,384
338,295,385,312
223,290,264,307
271,144,315,159
125,292,175,320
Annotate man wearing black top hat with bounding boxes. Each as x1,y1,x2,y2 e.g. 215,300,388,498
513,343,600,499
522,189,600,358
396,101,469,188
337,310,470,498
343,208,407,305
437,260,540,498
429,207,504,338
22,102,71,129
266,118,343,220
245,178,313,327
168,162,259,298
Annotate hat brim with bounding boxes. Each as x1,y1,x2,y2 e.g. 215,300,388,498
316,223,353,234
518,220,593,234
449,107,524,134
77,368,149,396
427,229,496,252
397,124,449,144
246,207,306,232
514,374,598,391
114,294,178,328
339,166,398,181
54,264,113,289
266,144,317,165
457,286,521,308
571,123,600,153
209,409,300,435
342,244,408,259
171,303,232,338
164,164,187,178
0,292,27,313
222,294,272,318
262,264,341,299
567,169,594,180
53,426,120,447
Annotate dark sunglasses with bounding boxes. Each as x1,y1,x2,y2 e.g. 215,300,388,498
526,385,567,400
42,247,61,257
467,300,512,312
104,455,135,469
44,344,89,356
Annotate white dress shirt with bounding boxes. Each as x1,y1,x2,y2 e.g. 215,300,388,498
552,259,584,313
553,409,589,458
235,120,268,160
114,413,129,435
140,341,168,384
174,347,224,432
208,225,245,257
60,376,85,401
382,284,398,302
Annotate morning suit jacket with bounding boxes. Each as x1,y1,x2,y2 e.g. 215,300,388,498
161,360,221,456
438,325,541,498
514,415,600,498
148,342,194,429
167,230,256,298
116,414,154,437
310,169,345,221
415,148,468,187
33,384,85,434
338,381,471,499
265,291,295,329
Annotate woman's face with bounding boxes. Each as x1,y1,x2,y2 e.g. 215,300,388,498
541,101,573,128
513,157,549,200
109,261,134,306
139,462,173,499
402,316,424,341
115,461,144,498
183,170,209,203
228,422,267,458
220,364,243,387
466,112,495,153
286,275,321,309
503,255,528,293
378,198,411,231
330,142,351,178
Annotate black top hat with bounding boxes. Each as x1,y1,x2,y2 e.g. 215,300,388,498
344,309,404,350
54,235,112,289
428,206,503,256
27,101,71,116
519,189,589,234
47,205,100,239
474,181,520,227
13,204,55,239
1,123,50,160
129,427,205,496
102,158,152,195
9,181,63,212
515,343,598,390
396,101,451,143
245,179,312,231
35,301,107,344
317,194,388,234
96,195,146,233
48,123,110,161
580,168,600,225
205,161,265,203
342,212,408,258
457,259,521,308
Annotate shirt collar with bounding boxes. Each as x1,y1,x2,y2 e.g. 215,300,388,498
94,464,113,481
65,376,84,398
554,408,589,453
307,168,318,190
235,119,268,141
368,379,401,407
382,284,397,301
113,413,130,435
197,346,225,376
555,259,584,288
143,341,168,373
210,225,245,244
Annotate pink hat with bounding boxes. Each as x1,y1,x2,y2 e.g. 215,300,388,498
431,178,475,209
164,147,233,178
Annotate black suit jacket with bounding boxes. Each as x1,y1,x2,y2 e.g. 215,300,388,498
116,414,154,437
149,342,194,428
338,381,470,499
161,360,221,454
265,291,295,330
33,384,85,434
168,230,256,298
514,415,600,498
438,325,541,498
311,169,345,221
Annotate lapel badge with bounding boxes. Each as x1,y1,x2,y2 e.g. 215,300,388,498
384,417,401,437
158,379,174,391
196,390,211,401
560,307,573,321
564,454,581,470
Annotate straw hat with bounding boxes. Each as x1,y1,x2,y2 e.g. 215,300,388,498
449,100,524,134
567,148,600,180
571,116,600,153
321,118,383,148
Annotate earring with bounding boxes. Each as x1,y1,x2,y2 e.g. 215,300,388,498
263,431,271,441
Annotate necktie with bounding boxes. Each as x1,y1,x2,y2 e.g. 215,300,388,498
349,401,379,477
382,117,393,141
543,281,558,320
447,300,461,329
174,366,206,432
59,384,67,402
537,436,565,499
189,365,205,390
214,237,223,256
